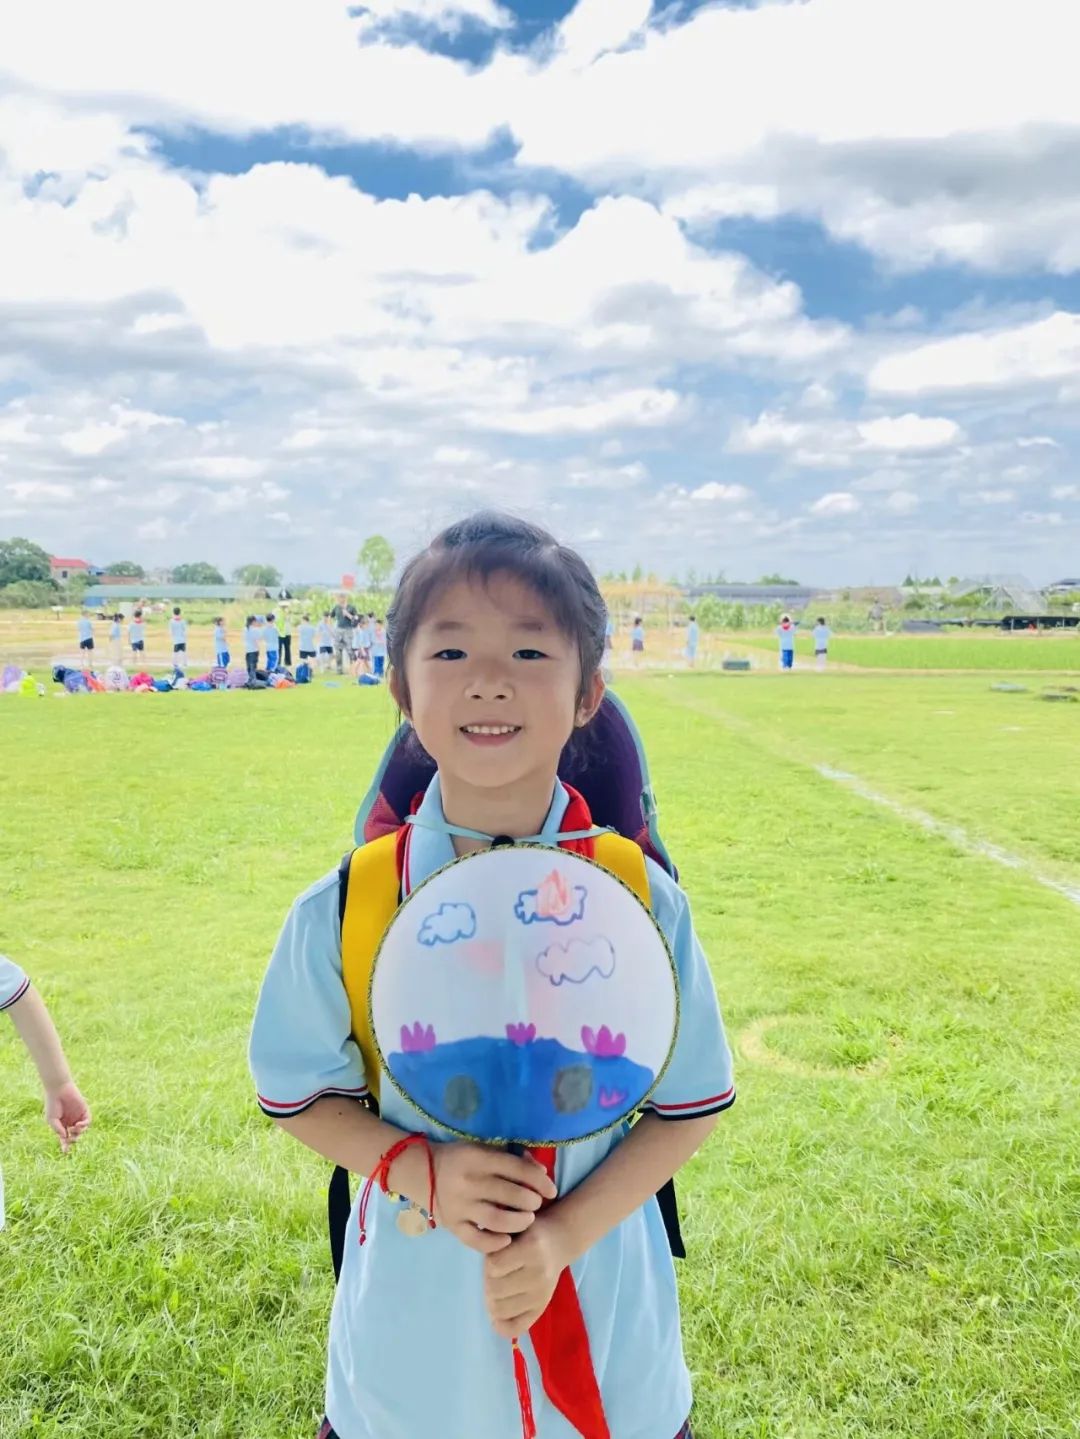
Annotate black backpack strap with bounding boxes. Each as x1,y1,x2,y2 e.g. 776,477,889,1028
656,1178,686,1260
328,1165,352,1282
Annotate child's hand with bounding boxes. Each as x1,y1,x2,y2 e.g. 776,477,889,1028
44,1081,91,1154
432,1144,556,1255
483,1212,568,1339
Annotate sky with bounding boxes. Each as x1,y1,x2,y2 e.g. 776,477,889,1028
1,0,1078,586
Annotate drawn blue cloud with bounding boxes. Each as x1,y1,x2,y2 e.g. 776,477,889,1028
418,901,477,947
536,936,616,986
515,886,587,926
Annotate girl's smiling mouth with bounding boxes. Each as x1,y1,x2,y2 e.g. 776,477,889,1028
460,723,522,744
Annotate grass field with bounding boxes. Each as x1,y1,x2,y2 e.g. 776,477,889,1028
736,631,1080,672
2,676,1079,1438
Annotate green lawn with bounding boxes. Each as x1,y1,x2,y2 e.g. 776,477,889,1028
732,631,1080,671
2,679,1079,1438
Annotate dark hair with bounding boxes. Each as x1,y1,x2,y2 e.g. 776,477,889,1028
689,614,696,621
246,613,256,625
173,605,181,616
387,512,606,707
134,609,142,619
267,612,275,622
817,615,826,624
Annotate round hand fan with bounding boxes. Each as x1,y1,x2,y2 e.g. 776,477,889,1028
370,844,679,1146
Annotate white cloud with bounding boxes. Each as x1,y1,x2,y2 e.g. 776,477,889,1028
691,482,752,502
869,313,1080,396
883,490,920,515
5,481,76,504
1020,510,1064,526
354,0,512,32
555,0,652,68
728,409,963,467
1051,484,1078,500
810,491,861,517
972,489,1016,505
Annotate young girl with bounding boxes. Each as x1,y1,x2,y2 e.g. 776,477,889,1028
249,513,734,1439
213,617,230,670
2,954,91,1231
317,614,335,672
243,615,261,680
128,609,146,666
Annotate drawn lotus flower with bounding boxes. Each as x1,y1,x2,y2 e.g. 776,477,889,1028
401,1021,437,1053
598,1086,629,1110
536,869,574,921
506,1022,537,1046
581,1025,626,1059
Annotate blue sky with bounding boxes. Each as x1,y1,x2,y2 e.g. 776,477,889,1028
0,0,1077,584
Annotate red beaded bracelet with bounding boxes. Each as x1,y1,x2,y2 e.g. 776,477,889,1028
358,1134,437,1246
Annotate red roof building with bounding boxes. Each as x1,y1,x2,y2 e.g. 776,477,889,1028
49,556,92,582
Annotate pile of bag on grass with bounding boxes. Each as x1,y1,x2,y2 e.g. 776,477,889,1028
47,662,305,694
1,665,45,696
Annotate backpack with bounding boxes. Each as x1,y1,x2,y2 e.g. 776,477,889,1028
295,662,312,685
326,691,685,1280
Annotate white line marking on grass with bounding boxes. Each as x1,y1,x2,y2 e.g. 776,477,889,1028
815,765,1080,910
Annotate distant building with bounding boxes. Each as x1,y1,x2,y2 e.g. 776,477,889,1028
49,555,93,584
82,583,263,606
1046,577,1080,595
683,582,818,612
951,574,1046,611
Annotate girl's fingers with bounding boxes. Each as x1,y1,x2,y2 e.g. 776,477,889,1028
472,1203,536,1235
454,1225,512,1256
479,1179,543,1213
486,1154,557,1199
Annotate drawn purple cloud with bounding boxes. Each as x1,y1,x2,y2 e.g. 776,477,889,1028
535,936,616,987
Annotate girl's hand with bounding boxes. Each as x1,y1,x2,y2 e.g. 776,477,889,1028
432,1144,556,1255
483,1212,568,1339
44,1081,91,1153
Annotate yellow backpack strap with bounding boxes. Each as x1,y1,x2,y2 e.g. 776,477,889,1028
340,832,402,1105
593,832,651,908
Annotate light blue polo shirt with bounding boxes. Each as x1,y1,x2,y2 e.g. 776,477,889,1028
299,623,317,651
77,617,93,642
1,953,30,1013
250,777,735,1439
170,617,187,644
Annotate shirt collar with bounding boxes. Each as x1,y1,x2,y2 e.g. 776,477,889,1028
403,775,570,895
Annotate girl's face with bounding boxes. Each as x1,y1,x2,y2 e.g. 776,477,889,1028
392,572,603,806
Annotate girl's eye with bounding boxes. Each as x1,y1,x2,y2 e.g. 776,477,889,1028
514,649,547,660
434,648,466,661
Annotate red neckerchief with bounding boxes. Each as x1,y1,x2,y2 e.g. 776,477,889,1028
396,784,610,1439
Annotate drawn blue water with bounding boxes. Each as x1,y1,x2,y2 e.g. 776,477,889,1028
388,1035,654,1142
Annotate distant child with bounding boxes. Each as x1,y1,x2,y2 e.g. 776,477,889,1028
249,512,734,1439
371,618,387,678
170,606,188,666
776,613,798,670
264,613,280,673
685,615,699,668
812,615,831,672
631,615,645,664
109,613,123,664
298,615,317,668
213,617,230,669
278,612,293,668
604,615,614,653
76,611,94,661
317,614,335,673
2,954,92,1231
128,609,146,665
244,615,261,680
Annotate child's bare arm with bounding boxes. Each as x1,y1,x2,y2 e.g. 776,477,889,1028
549,1112,719,1264
483,1112,719,1338
7,985,91,1152
8,984,73,1090
276,1098,556,1255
